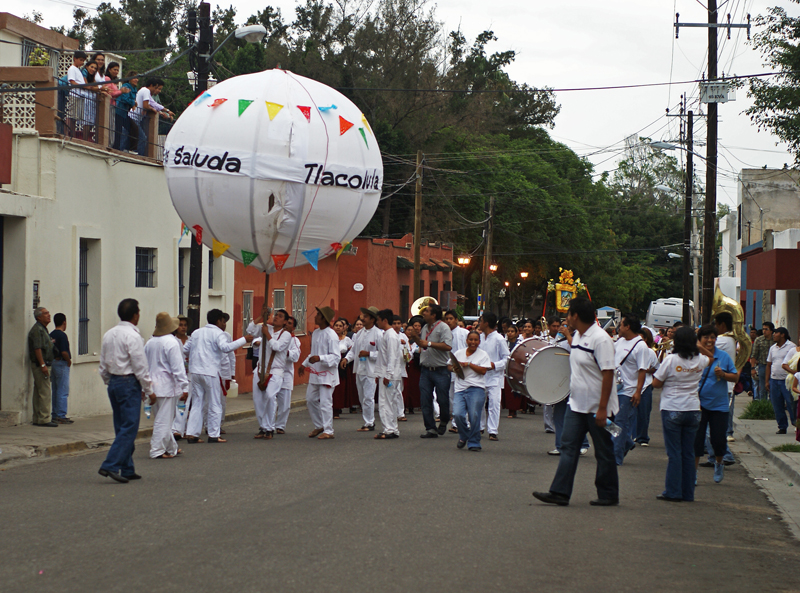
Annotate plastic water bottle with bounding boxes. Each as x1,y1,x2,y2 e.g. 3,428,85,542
177,401,186,416
594,415,622,438
144,402,152,419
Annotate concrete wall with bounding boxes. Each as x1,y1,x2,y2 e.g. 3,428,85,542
770,228,800,338
0,30,22,67
1,134,234,423
739,169,800,248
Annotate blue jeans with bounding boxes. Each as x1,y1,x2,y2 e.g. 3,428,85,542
50,360,70,420
453,386,484,448
613,390,637,465
549,408,618,501
661,410,701,501
727,392,735,436
100,375,142,476
635,385,653,444
553,398,589,451
419,366,451,432
770,379,796,431
136,116,149,156
755,364,767,400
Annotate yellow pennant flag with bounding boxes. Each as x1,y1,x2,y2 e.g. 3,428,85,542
265,102,284,121
361,113,373,136
212,238,230,259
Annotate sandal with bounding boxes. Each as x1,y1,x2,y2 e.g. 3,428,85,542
276,428,285,434
254,430,267,439
375,433,399,439
156,453,176,459
398,416,407,422
448,427,459,433
186,437,204,444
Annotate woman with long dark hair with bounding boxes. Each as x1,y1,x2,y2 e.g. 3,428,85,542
403,316,424,414
332,318,353,419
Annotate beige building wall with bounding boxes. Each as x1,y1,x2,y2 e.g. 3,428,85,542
1,135,235,423
738,168,800,247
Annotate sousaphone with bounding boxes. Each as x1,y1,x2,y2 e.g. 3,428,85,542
411,296,438,317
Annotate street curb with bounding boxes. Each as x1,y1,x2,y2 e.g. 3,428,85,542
743,432,800,484
43,441,89,457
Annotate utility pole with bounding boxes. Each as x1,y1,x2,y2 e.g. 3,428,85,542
480,196,495,314
413,150,422,301
186,1,212,333
683,111,693,325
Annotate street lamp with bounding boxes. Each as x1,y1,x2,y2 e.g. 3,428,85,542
519,272,529,318
457,255,470,266
456,255,470,305
520,271,529,279
489,263,498,272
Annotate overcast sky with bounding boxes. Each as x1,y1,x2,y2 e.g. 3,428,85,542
7,0,799,205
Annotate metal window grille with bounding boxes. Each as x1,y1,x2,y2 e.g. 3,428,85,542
178,249,185,315
208,249,214,289
291,286,307,336
135,247,156,288
242,291,253,341
78,239,89,355
273,289,285,310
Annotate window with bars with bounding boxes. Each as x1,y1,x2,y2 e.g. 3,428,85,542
291,286,307,336
79,239,89,355
273,289,285,310
135,247,157,288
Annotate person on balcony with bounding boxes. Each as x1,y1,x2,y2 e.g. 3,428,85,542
66,51,88,139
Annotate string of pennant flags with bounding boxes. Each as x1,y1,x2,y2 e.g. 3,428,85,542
192,90,373,149
180,223,352,270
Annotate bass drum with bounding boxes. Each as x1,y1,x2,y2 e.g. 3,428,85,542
505,338,571,405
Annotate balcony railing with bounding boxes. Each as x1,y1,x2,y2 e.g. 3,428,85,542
1,66,170,161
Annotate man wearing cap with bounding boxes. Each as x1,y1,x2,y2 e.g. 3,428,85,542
144,313,188,458
344,306,382,431
183,309,253,443
300,306,340,439
247,309,292,439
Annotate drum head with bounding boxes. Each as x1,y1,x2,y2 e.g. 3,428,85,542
523,346,571,405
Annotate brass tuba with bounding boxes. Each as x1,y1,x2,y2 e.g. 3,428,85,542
711,284,752,372
410,296,438,317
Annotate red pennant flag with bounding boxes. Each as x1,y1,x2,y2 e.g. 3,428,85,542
297,106,311,122
272,254,290,271
192,225,203,245
330,242,342,253
339,116,354,135
209,98,227,108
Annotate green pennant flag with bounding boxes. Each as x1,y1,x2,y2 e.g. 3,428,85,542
359,127,368,149
238,99,254,116
241,250,258,267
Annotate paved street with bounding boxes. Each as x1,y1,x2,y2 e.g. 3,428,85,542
2,403,799,593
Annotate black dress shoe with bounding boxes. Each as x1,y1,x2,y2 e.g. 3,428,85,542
436,423,448,435
699,461,714,468
656,494,682,502
98,468,129,483
34,422,58,427
420,431,438,439
590,498,619,506
777,429,787,434
122,473,142,480
532,491,569,506
457,440,466,449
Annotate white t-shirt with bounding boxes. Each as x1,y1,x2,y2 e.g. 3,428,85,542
768,341,797,380
131,86,152,121
452,347,492,391
654,353,711,411
643,347,659,389
614,336,649,397
567,323,618,415
67,65,85,86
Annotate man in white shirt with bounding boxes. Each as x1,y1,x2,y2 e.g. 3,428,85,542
218,312,237,435
344,306,382,431
275,316,301,434
300,306,340,439
98,299,154,483
714,312,741,442
478,312,510,441
374,309,404,439
131,77,165,156
183,309,252,443
66,50,88,139
144,313,188,459
247,309,292,439
392,316,410,421
445,309,470,432
767,327,797,434
612,313,649,465
533,297,618,507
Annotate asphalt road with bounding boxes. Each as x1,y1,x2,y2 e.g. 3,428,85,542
2,403,799,593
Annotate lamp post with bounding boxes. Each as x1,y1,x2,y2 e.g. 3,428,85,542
184,4,267,333
519,272,529,319
457,255,470,310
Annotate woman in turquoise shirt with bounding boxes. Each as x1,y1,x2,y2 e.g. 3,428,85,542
694,325,738,484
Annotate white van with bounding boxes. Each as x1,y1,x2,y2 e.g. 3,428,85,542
646,298,694,330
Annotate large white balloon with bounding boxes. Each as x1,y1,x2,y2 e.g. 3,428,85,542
164,69,383,272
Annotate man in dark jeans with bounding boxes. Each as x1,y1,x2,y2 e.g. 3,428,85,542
533,297,619,506
406,304,453,438
98,299,153,483
50,313,73,424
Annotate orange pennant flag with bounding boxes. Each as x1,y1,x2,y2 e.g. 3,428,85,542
339,116,354,135
272,254,290,271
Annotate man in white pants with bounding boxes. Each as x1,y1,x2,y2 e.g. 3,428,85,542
247,309,292,439
392,315,410,421
445,309,470,432
275,316,301,434
144,313,188,458
374,309,404,439
300,306,339,439
218,312,237,435
479,312,509,441
183,309,252,443
344,306,381,431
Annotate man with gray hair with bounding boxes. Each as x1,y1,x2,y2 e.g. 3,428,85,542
28,307,57,427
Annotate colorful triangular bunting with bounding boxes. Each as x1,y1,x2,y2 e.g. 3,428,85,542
302,248,320,270
179,223,191,245
265,102,283,120
192,225,203,245
330,242,343,254
272,254,290,271
208,98,227,108
194,92,211,106
361,113,373,136
297,105,311,122
241,250,258,267
336,241,351,260
318,104,337,112
238,99,254,116
339,116,354,136
212,238,230,258
358,127,368,149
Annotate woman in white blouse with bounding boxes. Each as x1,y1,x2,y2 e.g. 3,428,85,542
449,330,492,451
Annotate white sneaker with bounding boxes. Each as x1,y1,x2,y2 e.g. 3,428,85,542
640,442,650,447
726,435,735,442
547,449,560,455
580,447,589,456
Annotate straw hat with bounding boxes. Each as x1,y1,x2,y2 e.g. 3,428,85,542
153,312,180,337
360,306,379,319
316,306,336,326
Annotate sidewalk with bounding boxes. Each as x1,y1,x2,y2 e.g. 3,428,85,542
732,396,800,483
0,385,308,466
